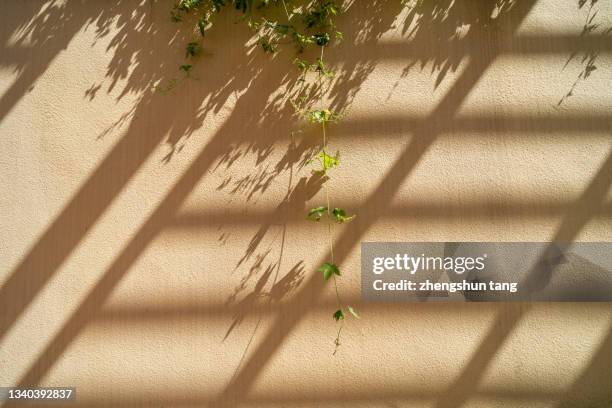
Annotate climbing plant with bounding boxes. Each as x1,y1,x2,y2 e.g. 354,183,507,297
171,0,358,353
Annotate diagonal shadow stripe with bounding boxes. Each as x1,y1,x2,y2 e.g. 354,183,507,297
555,321,612,408
8,60,298,393
433,147,612,408
0,93,168,343
8,112,236,391
521,151,612,293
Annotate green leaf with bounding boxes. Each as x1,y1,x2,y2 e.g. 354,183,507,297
179,64,192,73
308,109,337,124
332,207,355,223
313,32,330,46
292,31,314,52
307,206,327,222
178,0,204,11
315,58,335,78
293,58,309,71
247,19,261,30
309,109,326,123
348,306,360,319
211,0,225,12
319,262,340,281
260,38,276,53
333,309,345,321
309,150,339,176
319,150,339,171
186,41,201,57
198,17,207,36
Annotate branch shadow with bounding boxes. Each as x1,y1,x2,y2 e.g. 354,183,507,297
558,0,612,106
0,0,293,342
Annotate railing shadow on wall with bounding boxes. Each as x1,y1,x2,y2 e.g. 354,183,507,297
0,0,611,407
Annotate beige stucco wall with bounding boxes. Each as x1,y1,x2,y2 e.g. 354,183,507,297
1,0,611,407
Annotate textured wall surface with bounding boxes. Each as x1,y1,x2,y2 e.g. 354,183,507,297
1,0,611,407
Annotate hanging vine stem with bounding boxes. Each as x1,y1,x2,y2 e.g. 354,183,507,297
319,53,345,354
171,0,358,354
307,42,358,355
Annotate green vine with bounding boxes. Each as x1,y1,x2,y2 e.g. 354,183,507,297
171,0,358,353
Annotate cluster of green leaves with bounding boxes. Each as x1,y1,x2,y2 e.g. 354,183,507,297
307,108,339,124
294,57,335,78
252,0,342,52
307,206,355,223
303,0,339,28
249,18,337,54
172,1,344,115
172,0,343,56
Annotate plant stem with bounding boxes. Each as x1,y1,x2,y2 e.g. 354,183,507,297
333,322,343,356
318,45,345,354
